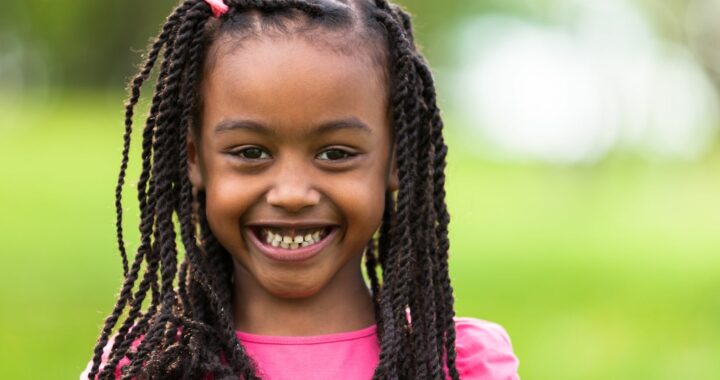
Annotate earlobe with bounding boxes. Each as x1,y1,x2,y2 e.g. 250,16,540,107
187,136,205,190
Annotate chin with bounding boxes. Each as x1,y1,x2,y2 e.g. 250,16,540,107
263,277,325,299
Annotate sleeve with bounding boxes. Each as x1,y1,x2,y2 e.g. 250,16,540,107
451,317,520,380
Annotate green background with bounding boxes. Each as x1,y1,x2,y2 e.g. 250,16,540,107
1,0,719,379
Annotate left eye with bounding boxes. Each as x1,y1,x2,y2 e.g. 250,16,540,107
317,149,353,161
233,147,270,160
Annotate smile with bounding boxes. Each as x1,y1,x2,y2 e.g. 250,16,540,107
247,226,338,262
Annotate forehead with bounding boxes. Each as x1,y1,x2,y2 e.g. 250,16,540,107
200,35,389,135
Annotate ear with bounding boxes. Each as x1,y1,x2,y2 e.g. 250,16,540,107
187,135,205,190
387,148,399,192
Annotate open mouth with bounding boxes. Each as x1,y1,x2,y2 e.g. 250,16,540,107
246,225,338,263
251,226,334,250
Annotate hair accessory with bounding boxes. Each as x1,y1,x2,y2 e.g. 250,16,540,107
205,0,229,18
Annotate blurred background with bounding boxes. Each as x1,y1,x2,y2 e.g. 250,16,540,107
1,0,719,378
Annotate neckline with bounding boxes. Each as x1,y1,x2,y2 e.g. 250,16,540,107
235,324,377,345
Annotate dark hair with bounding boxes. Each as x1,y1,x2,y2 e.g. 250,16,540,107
88,0,457,379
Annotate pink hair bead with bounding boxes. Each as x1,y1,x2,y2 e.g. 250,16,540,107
205,0,229,18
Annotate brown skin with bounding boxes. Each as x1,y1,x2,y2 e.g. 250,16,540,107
188,35,398,336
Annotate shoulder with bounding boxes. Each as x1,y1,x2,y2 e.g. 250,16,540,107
452,317,520,380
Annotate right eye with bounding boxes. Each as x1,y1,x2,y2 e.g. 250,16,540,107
231,146,271,160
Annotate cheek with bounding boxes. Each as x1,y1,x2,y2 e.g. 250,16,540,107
332,174,387,237
203,174,259,238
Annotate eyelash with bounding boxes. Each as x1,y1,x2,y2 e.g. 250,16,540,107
229,146,356,162
316,148,355,161
233,146,270,160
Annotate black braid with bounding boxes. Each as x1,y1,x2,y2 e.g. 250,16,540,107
122,4,213,377
87,3,193,377
115,13,167,279
89,0,458,379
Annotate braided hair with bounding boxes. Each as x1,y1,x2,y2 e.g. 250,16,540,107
88,0,458,378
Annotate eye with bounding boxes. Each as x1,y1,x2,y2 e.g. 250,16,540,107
317,148,354,161
232,146,270,160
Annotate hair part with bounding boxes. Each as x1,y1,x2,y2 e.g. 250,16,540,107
89,0,458,379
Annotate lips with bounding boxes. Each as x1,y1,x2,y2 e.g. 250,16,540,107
245,225,339,262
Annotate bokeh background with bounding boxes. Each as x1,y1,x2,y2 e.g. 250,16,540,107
1,0,719,378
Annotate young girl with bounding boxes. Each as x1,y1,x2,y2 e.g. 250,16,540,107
83,0,519,378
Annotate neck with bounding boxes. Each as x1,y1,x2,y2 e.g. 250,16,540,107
231,258,375,336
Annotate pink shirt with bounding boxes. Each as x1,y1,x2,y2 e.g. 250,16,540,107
82,317,519,379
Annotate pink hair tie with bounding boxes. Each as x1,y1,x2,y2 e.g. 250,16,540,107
205,0,229,18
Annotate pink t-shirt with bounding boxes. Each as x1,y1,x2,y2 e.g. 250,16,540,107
82,317,519,379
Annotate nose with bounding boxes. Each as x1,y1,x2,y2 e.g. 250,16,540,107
265,162,321,213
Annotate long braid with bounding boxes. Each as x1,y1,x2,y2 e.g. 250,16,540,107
368,1,461,378
90,0,459,379
91,2,204,378
397,11,441,373
411,49,460,380
371,5,423,377
410,53,442,379
94,18,183,378
121,4,210,377
114,1,195,279
401,21,438,377
407,61,432,379
87,5,189,376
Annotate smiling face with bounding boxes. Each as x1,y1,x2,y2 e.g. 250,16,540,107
188,34,397,300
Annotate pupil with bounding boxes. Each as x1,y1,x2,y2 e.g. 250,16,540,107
244,148,262,159
327,150,345,160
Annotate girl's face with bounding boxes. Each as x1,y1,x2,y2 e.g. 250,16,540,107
188,35,397,298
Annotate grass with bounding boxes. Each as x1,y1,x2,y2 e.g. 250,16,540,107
1,91,718,379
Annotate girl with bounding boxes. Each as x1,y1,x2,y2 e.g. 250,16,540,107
83,0,519,379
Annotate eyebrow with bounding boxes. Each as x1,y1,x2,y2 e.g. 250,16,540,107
214,117,372,136
215,119,268,135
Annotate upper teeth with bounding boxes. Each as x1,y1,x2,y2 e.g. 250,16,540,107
263,228,326,249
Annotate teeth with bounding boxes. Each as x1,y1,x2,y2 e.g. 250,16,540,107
260,227,329,250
